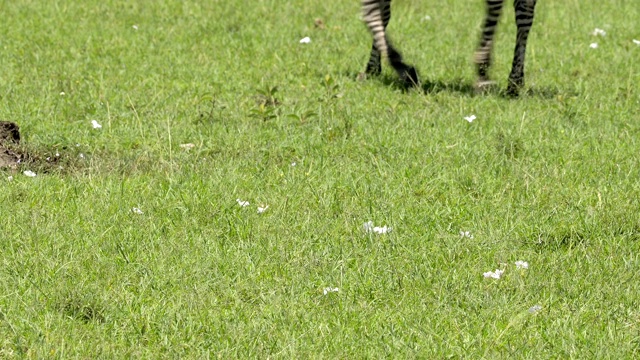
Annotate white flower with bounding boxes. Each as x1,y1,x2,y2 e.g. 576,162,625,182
515,260,529,269
528,304,542,313
590,43,598,49
373,226,391,234
236,198,250,207
464,115,476,123
299,37,311,44
422,15,432,21
633,39,640,45
483,268,504,279
132,25,139,30
59,92,65,96
291,162,296,167
460,231,474,239
131,207,143,215
364,221,391,234
23,170,36,177
79,153,85,159
7,176,13,181
91,120,102,129
179,143,195,150
323,287,339,295
591,28,606,36
257,205,269,213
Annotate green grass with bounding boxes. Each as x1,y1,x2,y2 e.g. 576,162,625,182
1,0,640,357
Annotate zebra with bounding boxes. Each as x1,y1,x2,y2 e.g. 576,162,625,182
361,0,538,96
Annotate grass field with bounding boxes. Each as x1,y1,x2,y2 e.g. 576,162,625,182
1,0,640,357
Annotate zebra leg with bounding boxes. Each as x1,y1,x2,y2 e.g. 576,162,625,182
474,0,505,90
364,0,390,76
506,0,537,96
361,0,418,86
365,43,382,76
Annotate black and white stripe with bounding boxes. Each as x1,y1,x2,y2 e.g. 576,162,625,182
361,0,538,96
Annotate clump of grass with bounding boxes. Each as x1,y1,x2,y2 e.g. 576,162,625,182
59,293,106,324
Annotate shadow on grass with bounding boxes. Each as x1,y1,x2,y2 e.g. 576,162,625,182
351,71,563,99
530,229,587,251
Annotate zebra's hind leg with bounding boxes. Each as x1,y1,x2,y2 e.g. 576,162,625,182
474,0,505,92
387,44,419,87
506,0,537,97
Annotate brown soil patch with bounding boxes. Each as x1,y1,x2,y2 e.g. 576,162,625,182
0,121,21,169
0,121,80,174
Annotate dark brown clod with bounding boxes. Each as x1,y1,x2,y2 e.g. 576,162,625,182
0,121,20,144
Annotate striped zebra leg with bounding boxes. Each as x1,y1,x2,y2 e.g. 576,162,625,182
361,0,418,86
507,0,537,96
364,0,391,76
474,0,505,89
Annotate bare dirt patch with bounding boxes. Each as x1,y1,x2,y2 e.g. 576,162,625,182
0,121,82,174
0,121,21,169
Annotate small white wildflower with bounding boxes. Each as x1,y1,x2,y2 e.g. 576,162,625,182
528,304,542,313
179,143,195,150
422,15,432,21
364,221,391,234
131,207,143,215
7,176,13,181
483,268,504,279
291,162,296,167
299,36,311,44
132,24,139,30
91,120,102,129
363,221,374,232
633,39,640,45
55,152,60,157
236,198,250,207
590,43,598,49
373,226,391,234
323,287,339,295
23,170,36,177
460,231,474,239
257,205,269,214
464,115,476,123
515,260,529,269
591,28,606,36
79,153,85,159
59,92,65,96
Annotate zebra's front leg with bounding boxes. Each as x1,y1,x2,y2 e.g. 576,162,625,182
360,0,418,87
506,0,537,97
360,0,388,79
364,44,382,76
474,0,505,91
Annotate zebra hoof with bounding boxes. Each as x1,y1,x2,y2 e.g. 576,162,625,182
365,64,382,77
505,84,521,98
399,66,419,87
506,77,524,97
